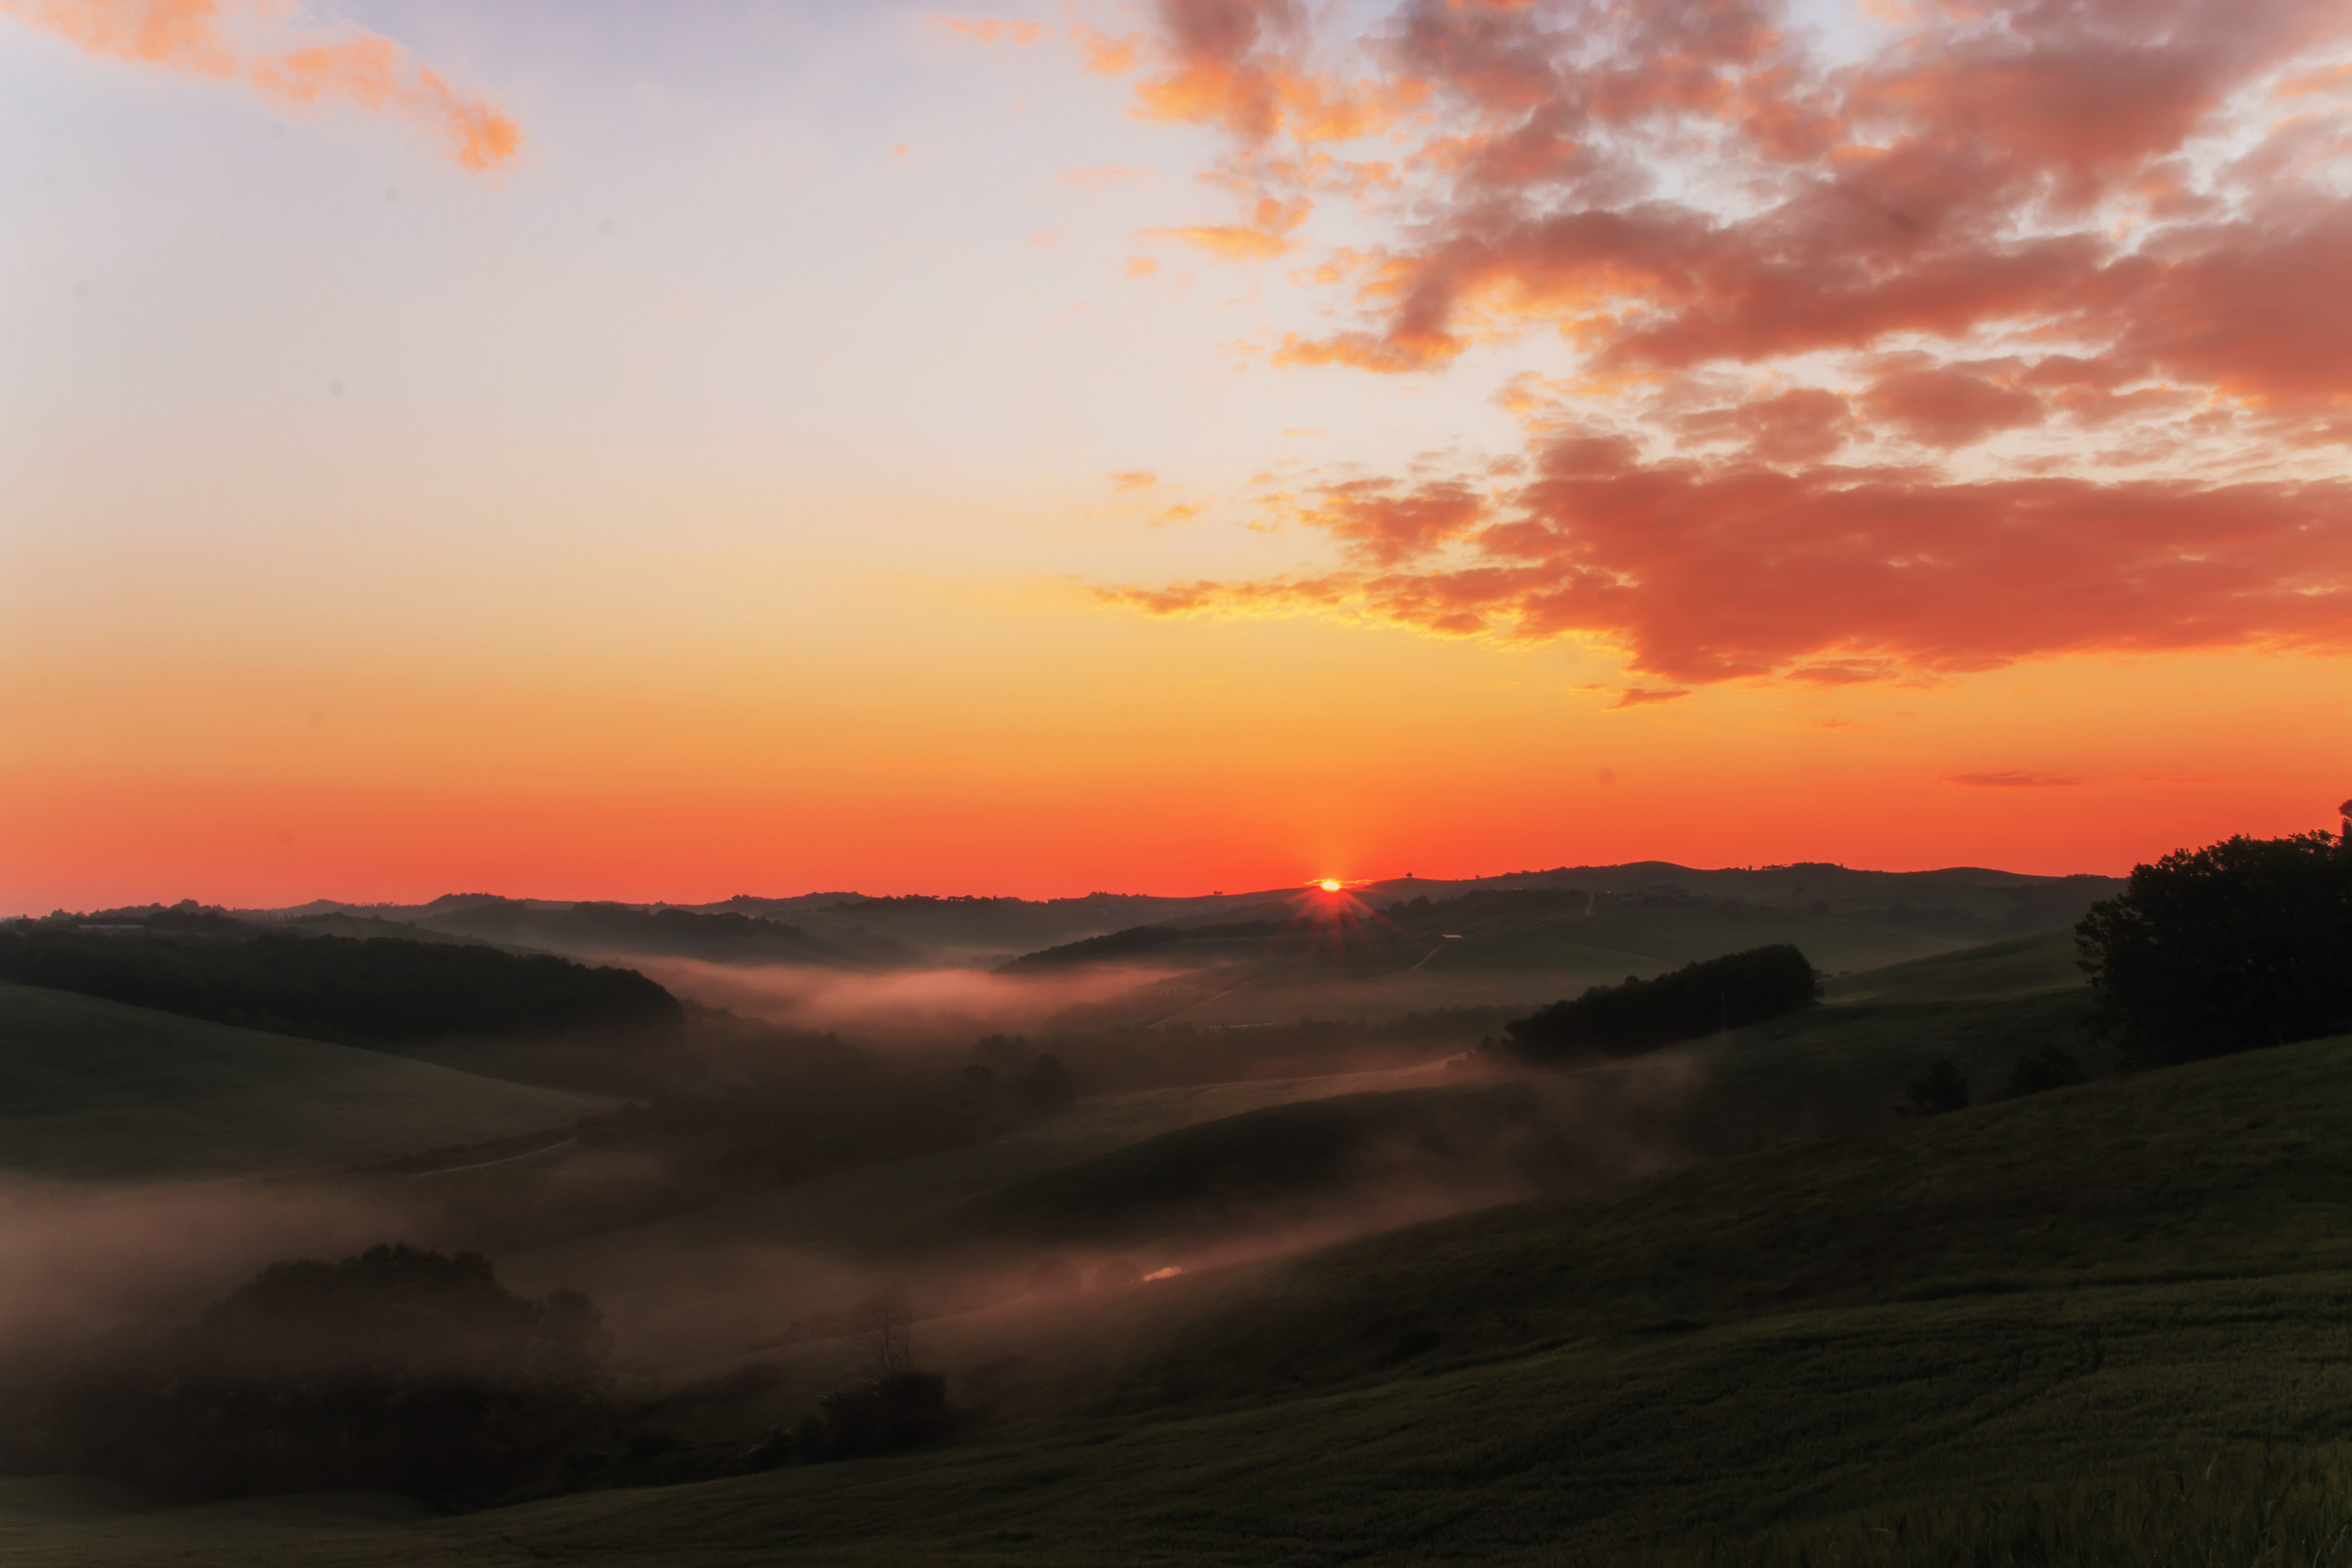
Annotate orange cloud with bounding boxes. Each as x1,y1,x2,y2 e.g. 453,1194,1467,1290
1093,0,2352,689
1123,255,1161,277
1069,22,1139,76
1141,194,1310,260
1110,468,1158,491
1103,431,2352,685
927,16,1048,46
3,0,521,171
1610,688,1691,710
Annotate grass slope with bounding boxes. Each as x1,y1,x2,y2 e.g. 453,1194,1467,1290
13,1030,2352,1564
948,1082,1546,1249
1591,925,2099,1156
494,1060,1460,1371
0,983,609,1180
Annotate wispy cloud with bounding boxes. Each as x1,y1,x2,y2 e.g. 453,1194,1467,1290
3,0,521,171
926,16,1047,47
1947,771,2085,789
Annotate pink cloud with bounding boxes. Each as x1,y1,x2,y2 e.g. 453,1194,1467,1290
4,0,522,171
1085,0,2352,684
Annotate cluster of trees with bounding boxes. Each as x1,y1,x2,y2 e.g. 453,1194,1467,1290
0,912,681,1046
22,1246,611,1505
2079,824,2352,1067
9,1246,976,1509
1501,945,1820,1063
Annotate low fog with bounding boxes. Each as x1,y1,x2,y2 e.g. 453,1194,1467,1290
624,956,1200,1042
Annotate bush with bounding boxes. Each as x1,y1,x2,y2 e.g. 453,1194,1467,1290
2002,1044,2086,1099
1503,945,1819,1063
1900,1058,1970,1118
2077,828,2352,1068
1021,1053,1076,1111
807,1372,962,1460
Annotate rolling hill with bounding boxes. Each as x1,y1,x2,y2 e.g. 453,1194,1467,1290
9,1016,2352,1564
0,982,609,1181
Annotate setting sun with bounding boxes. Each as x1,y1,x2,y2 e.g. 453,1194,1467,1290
1319,880,1343,892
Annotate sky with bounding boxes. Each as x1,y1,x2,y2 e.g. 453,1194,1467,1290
3,0,2349,912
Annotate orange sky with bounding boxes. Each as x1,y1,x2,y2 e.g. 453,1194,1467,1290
4,0,2350,911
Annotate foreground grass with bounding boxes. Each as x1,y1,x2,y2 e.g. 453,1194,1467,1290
14,1028,2352,1565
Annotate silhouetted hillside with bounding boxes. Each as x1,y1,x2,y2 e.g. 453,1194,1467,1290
0,913,680,1047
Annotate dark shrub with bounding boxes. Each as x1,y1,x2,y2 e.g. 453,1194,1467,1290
2077,829,2352,1067
1021,1053,1076,1112
1503,944,1819,1063
809,1372,960,1459
2002,1045,2086,1099
1901,1058,1971,1118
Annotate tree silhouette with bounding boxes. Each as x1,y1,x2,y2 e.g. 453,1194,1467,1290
2077,823,2352,1067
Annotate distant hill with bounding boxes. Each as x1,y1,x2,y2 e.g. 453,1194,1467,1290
0,982,607,1180
239,862,2121,973
402,899,892,967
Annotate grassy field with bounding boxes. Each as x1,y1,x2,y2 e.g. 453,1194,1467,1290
8,1022,2352,1564
0,982,608,1180
495,1059,1458,1372
482,932,2092,1373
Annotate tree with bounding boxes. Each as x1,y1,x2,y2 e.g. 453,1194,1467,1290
38,1244,609,1503
2077,827,2352,1068
1502,944,1819,1063
856,1284,913,1382
1021,1053,1076,1112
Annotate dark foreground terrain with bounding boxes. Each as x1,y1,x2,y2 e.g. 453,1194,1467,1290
3,837,2348,1565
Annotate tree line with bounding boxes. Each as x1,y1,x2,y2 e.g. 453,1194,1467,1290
0,909,682,1046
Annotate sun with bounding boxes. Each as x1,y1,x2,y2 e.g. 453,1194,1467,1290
1318,879,1343,892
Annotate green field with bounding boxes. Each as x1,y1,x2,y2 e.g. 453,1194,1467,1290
0,982,608,1180
8,1015,2352,1563
8,922,2346,1566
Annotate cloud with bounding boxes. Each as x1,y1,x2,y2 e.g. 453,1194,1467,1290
927,16,1048,46
1103,433,2352,683
1609,687,1690,710
1083,0,2352,685
1070,22,1139,76
4,0,522,171
1130,0,1409,143
1111,468,1158,491
1947,771,2085,788
1141,195,1312,260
